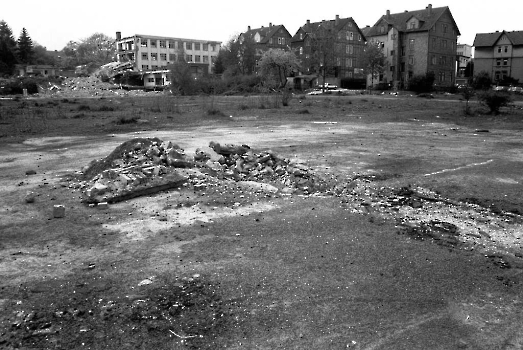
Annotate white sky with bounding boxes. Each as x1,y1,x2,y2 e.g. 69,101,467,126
2,1,522,52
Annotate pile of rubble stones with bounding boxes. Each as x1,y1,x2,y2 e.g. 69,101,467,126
78,138,331,205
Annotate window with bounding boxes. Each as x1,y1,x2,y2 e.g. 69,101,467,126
349,45,354,54
151,40,157,48
203,56,209,63
432,38,437,49
299,47,303,55
142,53,148,60
148,78,155,82
380,26,385,34
305,54,310,59
439,71,445,82
211,56,217,63
442,40,447,49
151,53,157,61
151,65,158,70
348,22,353,27
282,37,285,45
409,56,414,65
186,42,192,50
348,71,353,78
390,50,395,56
278,37,282,44
401,46,406,56
195,55,201,62
503,58,508,65
409,21,416,29
142,65,149,70
346,58,352,67
443,24,448,33
498,46,502,53
504,46,508,53
350,32,354,40
442,56,447,66
141,39,148,47
210,44,215,51
358,35,362,41
203,43,208,51
160,53,166,61
195,43,200,50
390,65,394,71
431,55,437,65
159,40,166,48
186,55,192,62
496,59,501,66
169,54,176,61
409,39,415,50
168,41,175,49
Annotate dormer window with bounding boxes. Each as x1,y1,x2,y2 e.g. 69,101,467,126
380,26,385,34
300,33,303,40
409,21,416,29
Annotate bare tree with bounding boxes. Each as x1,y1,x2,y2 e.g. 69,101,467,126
258,49,300,88
362,41,385,88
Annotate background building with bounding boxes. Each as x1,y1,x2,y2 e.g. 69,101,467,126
473,30,523,84
115,32,221,76
291,15,367,88
363,4,460,89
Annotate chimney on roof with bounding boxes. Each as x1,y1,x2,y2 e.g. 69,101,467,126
307,19,310,25
248,25,251,31
116,31,121,40
386,10,390,19
335,15,340,25
269,22,272,28
427,4,433,16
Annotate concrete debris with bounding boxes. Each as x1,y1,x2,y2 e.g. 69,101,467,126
78,138,330,205
53,205,65,218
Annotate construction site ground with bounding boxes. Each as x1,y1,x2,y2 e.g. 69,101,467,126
1,92,523,349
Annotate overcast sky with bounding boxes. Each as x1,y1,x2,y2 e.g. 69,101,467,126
2,1,521,52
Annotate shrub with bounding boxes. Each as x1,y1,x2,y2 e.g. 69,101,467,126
98,105,115,112
478,91,512,114
472,71,492,90
408,72,435,93
207,108,227,117
116,115,139,124
282,90,292,106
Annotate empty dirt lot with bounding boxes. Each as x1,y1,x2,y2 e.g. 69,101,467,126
1,93,523,349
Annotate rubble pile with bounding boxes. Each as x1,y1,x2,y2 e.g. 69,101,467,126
58,76,120,97
78,138,331,205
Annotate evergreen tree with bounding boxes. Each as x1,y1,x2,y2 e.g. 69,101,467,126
17,27,34,64
0,20,18,75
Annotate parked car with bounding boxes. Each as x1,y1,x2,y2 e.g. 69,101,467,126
493,85,509,91
508,86,523,94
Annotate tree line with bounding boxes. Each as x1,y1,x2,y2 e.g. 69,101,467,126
0,19,115,77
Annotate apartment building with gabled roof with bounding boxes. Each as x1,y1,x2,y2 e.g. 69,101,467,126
364,4,460,89
474,30,523,84
290,15,367,88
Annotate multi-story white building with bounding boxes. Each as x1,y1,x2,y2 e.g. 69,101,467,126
115,32,221,88
456,43,472,78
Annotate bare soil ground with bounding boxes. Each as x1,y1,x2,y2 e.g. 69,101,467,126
1,92,523,349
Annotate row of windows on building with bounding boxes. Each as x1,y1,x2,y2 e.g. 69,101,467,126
296,44,361,56
141,53,216,63
497,46,510,53
119,40,218,51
